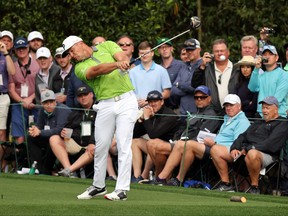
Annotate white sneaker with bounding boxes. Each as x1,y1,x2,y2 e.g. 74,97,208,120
104,190,127,201
77,186,107,199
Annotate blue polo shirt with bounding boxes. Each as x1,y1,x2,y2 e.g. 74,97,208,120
215,111,250,146
129,61,172,99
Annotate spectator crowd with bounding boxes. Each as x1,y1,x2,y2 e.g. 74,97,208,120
1,28,288,199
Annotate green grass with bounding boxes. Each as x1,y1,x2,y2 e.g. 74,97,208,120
0,174,288,216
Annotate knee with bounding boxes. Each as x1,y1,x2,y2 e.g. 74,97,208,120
245,149,261,163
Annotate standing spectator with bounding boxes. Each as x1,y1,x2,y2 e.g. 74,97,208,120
0,30,16,62
170,38,202,120
192,39,239,116
249,45,288,117
27,31,44,60
129,41,172,108
116,35,140,66
28,90,71,175
283,42,288,71
230,96,288,194
52,47,73,104
8,37,40,145
180,48,189,63
0,39,16,167
131,90,180,182
157,37,185,84
34,47,60,105
62,36,138,201
156,37,187,110
240,35,258,57
234,56,258,118
92,36,106,46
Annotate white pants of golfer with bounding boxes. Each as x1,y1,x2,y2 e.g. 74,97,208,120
92,91,138,191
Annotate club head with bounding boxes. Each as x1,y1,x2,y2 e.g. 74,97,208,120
190,16,201,29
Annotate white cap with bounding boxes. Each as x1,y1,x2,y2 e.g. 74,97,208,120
54,47,64,57
28,31,44,42
0,30,14,41
36,47,51,59
62,35,83,52
223,94,241,106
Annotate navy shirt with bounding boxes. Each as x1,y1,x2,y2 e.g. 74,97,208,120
0,54,9,93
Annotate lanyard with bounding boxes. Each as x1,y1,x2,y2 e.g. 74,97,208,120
18,58,32,79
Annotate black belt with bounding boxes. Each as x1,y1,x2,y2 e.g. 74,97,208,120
0,92,8,95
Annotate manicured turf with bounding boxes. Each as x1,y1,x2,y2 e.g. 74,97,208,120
0,174,288,216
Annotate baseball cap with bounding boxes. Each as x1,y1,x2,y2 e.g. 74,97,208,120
54,47,64,57
156,37,172,46
194,85,211,96
262,45,278,55
223,94,241,106
76,86,92,96
28,31,44,42
62,35,83,57
36,47,51,59
259,96,279,107
183,38,200,50
234,55,256,67
146,90,163,101
0,30,14,41
41,90,56,103
14,37,29,49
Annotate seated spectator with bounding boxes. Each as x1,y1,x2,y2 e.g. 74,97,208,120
131,90,180,182
230,96,288,194
148,86,221,183
249,45,288,117
50,86,96,177
204,94,250,191
234,56,258,118
28,90,71,175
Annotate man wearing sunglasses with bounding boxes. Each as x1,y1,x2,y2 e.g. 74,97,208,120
116,35,140,67
152,85,222,186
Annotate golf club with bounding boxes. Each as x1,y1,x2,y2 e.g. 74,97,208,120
129,16,201,65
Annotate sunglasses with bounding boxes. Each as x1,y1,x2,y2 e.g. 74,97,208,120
194,96,208,100
118,42,133,47
218,74,222,85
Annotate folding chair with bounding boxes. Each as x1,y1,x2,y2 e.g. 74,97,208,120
232,154,282,194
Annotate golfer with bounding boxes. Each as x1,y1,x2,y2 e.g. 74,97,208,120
62,36,138,201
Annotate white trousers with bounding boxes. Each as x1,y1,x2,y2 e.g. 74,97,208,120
92,92,138,191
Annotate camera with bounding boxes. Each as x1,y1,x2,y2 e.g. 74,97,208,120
262,56,269,63
208,53,214,60
264,28,275,35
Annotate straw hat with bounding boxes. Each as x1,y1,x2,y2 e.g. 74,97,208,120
234,56,256,67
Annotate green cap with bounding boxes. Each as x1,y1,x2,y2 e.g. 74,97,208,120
156,37,172,46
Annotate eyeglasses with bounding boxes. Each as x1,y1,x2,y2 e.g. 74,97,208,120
194,96,208,100
218,74,222,85
118,42,133,47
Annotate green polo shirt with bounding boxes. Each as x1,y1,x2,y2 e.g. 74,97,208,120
75,41,134,100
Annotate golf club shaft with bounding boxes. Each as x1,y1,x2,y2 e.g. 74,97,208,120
130,28,191,65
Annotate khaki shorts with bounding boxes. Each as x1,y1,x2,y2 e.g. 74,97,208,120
64,138,86,155
0,94,10,129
